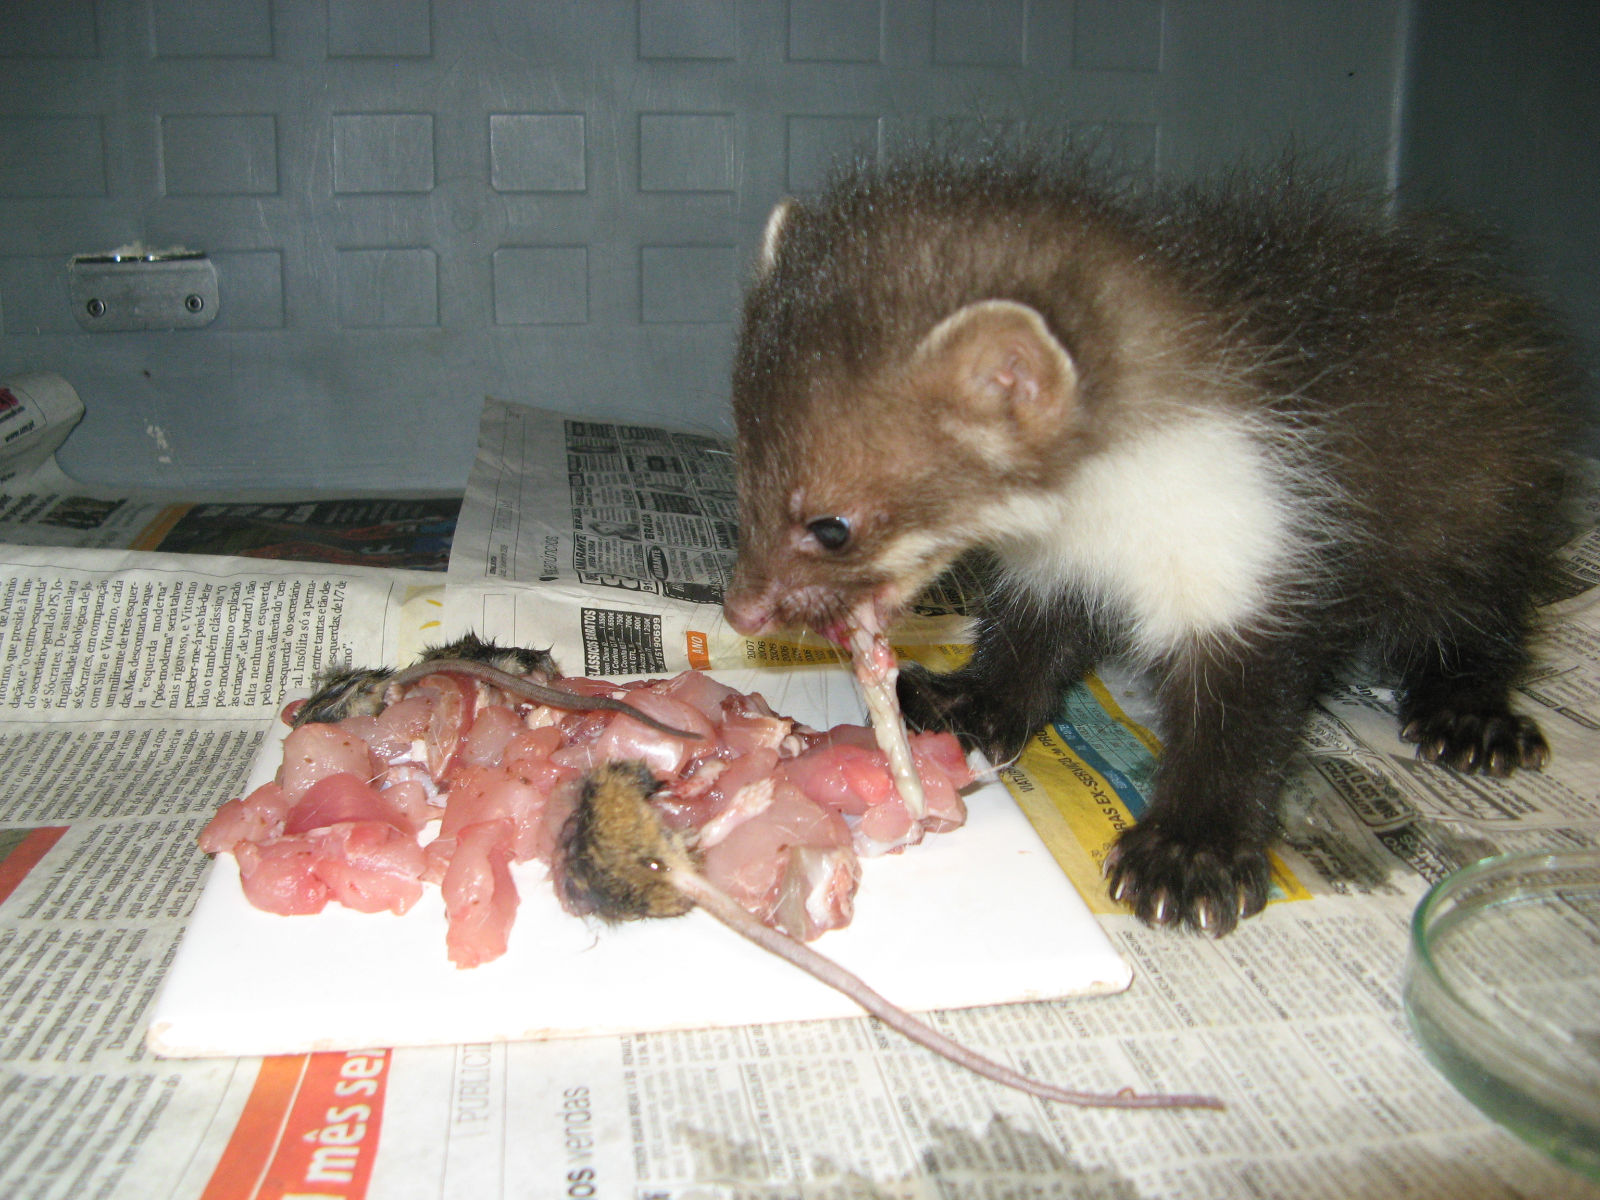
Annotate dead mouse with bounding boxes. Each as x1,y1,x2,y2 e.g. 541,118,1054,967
556,761,1224,1111
291,633,700,741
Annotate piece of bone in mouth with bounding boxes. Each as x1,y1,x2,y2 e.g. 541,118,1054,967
842,608,927,821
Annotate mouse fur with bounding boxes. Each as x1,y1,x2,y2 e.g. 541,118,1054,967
288,634,702,740
293,632,557,726
557,761,697,920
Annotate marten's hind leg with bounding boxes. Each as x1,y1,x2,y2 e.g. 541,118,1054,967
1394,620,1548,777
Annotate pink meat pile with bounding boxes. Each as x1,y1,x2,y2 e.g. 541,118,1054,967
199,668,973,967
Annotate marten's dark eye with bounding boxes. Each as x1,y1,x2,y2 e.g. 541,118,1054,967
806,516,851,551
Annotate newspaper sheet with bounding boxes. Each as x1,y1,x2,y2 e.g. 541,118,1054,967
0,455,461,571
3,399,1599,1198
445,398,971,676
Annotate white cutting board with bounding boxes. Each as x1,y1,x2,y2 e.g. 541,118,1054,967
148,668,1131,1058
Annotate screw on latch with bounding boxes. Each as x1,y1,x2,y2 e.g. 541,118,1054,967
86,298,106,318
184,294,204,313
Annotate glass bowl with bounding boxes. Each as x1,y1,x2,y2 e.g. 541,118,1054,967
1405,849,1600,1180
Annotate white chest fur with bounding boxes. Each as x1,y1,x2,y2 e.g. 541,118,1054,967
984,414,1300,656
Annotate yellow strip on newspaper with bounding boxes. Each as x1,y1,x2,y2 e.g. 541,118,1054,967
1001,674,1310,915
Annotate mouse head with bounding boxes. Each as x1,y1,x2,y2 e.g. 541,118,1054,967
725,191,1084,640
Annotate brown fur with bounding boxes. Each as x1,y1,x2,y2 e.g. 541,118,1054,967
557,762,697,920
725,153,1581,934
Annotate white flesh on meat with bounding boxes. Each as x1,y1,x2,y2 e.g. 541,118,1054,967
845,610,927,821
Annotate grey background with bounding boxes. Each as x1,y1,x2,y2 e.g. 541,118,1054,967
0,1,1592,491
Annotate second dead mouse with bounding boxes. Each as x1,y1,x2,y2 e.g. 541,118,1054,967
556,761,1224,1111
292,633,700,740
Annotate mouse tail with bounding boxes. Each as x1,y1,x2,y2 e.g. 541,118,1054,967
675,871,1224,1111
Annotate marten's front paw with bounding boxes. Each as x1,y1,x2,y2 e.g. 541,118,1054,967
897,664,1036,765
1103,822,1271,936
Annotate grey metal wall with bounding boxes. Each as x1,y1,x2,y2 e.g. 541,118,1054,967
1399,0,1600,454
0,1,1405,491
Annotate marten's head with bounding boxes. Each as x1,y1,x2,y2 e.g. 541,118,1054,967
725,159,1113,640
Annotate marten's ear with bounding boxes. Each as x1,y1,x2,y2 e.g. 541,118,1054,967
757,200,795,276
912,300,1078,434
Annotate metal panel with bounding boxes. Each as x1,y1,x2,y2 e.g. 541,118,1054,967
0,0,1407,490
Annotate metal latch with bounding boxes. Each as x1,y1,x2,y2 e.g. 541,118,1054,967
68,249,219,331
